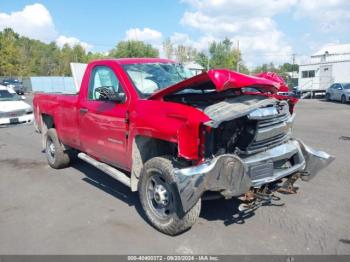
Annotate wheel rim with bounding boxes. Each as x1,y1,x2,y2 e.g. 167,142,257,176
146,170,174,219
46,138,56,164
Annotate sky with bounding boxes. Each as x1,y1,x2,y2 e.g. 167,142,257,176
1,0,350,67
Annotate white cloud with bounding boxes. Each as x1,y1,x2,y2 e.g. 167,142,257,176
182,0,297,17
0,3,57,42
178,0,350,65
124,27,162,44
56,35,92,51
170,32,193,46
179,1,294,65
0,3,92,50
294,0,350,32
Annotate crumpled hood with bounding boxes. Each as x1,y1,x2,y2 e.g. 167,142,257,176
0,100,31,112
149,69,281,100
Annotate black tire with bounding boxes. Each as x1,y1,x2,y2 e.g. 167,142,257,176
45,128,71,169
325,93,331,101
341,95,346,104
138,156,201,235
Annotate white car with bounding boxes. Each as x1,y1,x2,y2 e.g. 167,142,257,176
325,83,350,103
0,85,34,126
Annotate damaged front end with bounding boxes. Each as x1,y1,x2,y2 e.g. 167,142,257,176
172,97,335,217
174,139,334,216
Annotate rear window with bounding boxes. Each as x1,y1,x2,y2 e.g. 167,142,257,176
343,84,350,89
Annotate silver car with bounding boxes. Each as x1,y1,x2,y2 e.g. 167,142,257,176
325,83,350,103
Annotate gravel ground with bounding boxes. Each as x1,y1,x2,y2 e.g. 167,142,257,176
0,97,349,254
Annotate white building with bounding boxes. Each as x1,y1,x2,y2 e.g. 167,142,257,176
298,44,350,95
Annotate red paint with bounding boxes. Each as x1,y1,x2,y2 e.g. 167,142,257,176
150,69,280,100
34,59,298,171
255,72,289,92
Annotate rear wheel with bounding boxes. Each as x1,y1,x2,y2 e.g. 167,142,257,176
45,128,71,169
139,156,201,235
341,95,347,104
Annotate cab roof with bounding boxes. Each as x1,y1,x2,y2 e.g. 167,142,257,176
93,58,175,65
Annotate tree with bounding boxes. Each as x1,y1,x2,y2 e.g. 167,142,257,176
163,38,174,59
0,28,91,77
209,37,241,70
110,40,159,58
174,45,197,63
0,28,21,76
86,51,109,62
195,52,209,70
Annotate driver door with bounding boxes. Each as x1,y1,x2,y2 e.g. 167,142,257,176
334,84,343,101
79,66,129,169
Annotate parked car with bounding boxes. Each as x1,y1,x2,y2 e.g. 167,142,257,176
325,83,350,103
0,85,34,126
33,59,334,235
2,78,25,95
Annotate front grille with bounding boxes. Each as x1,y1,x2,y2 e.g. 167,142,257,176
244,102,290,154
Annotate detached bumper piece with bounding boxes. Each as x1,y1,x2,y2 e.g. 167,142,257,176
174,139,334,216
297,141,335,181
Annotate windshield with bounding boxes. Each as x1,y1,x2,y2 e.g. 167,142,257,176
0,90,20,101
122,63,195,97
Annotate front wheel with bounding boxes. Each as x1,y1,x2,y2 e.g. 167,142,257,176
325,93,331,101
341,95,347,104
138,156,201,235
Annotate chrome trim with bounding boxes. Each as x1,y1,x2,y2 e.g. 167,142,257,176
175,140,306,187
247,106,278,120
297,140,335,181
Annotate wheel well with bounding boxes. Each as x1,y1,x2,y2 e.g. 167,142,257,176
130,136,177,191
40,114,55,150
42,114,55,129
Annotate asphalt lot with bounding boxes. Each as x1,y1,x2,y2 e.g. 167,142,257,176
0,96,350,254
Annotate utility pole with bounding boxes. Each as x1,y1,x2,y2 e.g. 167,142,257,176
236,40,240,72
207,42,210,71
292,53,296,78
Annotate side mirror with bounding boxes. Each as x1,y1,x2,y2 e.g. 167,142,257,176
337,87,343,90
95,86,125,103
112,93,126,103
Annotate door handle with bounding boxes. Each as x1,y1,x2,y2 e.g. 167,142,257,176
80,108,88,114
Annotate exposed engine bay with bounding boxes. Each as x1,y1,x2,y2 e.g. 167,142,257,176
166,90,292,158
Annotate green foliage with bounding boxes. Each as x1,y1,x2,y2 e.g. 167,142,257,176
195,52,209,70
0,28,160,77
0,28,21,76
0,28,93,76
208,38,241,70
253,62,299,75
110,40,159,58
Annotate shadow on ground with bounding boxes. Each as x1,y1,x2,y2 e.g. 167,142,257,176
69,159,279,229
71,159,149,222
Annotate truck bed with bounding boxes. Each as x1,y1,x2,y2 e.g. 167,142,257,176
33,93,80,149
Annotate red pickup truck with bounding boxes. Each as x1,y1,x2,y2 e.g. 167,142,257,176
33,58,334,235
